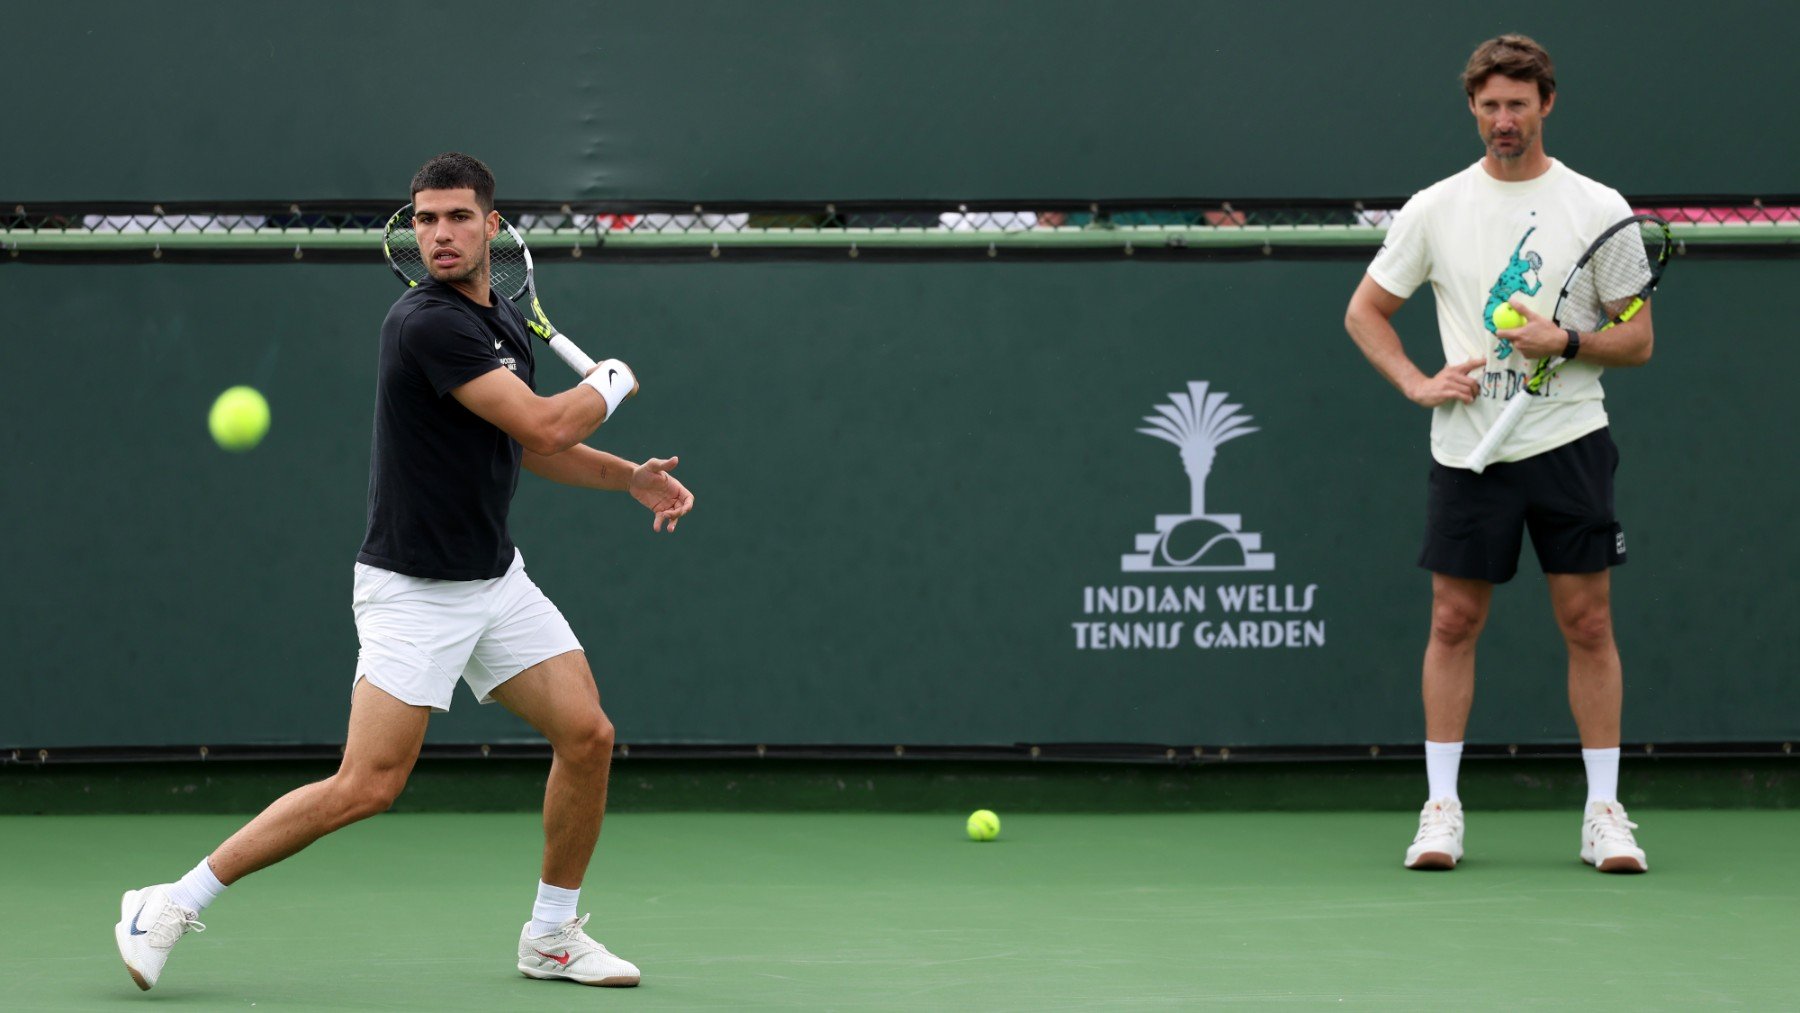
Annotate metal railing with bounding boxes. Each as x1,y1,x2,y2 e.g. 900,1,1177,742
7,198,1798,262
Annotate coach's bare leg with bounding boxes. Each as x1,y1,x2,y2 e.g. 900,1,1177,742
207,680,430,884
490,650,614,888
1423,574,1492,742
1548,571,1622,749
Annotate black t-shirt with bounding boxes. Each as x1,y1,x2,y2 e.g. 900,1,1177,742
357,280,536,580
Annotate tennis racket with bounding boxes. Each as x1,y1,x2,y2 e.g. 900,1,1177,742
381,204,598,377
1464,213,1671,473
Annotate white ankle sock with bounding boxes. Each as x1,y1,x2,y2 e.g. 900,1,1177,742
1425,740,1463,802
529,881,580,938
166,857,226,914
1583,747,1621,804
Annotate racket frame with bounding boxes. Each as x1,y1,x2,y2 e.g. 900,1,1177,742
1464,214,1670,473
381,203,598,377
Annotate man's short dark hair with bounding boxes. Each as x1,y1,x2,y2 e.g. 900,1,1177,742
1462,34,1556,104
410,152,496,211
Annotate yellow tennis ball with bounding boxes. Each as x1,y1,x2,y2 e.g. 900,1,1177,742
966,809,1000,842
208,386,270,452
1492,303,1526,330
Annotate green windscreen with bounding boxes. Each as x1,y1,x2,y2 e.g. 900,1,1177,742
1,257,1790,749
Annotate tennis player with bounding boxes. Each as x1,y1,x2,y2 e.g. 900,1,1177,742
1342,36,1652,873
114,152,692,990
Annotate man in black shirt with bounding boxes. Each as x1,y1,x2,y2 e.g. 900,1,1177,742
116,153,692,991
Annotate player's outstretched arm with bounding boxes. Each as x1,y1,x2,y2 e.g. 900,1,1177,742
1345,274,1482,407
522,449,694,532
523,445,637,489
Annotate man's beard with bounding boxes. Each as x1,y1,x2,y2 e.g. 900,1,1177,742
1487,130,1531,161
434,247,489,285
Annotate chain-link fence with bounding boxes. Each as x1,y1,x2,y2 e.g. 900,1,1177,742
6,199,1799,263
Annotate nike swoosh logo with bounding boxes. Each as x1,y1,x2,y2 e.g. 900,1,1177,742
608,368,618,384
494,340,504,350
534,948,571,966
129,901,149,936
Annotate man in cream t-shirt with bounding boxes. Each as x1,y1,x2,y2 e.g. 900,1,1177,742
1344,34,1656,874
1372,160,1631,466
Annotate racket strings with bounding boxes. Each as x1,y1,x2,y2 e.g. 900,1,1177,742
1565,222,1661,330
381,208,530,302
487,224,530,302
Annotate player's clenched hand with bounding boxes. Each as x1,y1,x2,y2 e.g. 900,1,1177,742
1406,357,1485,407
629,456,694,532
583,359,641,400
1494,298,1564,359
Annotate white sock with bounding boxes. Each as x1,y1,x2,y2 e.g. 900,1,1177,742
529,880,580,938
165,857,226,915
1583,747,1621,804
1425,740,1464,802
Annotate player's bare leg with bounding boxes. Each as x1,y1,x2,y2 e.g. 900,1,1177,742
117,679,429,990
1406,574,1491,869
491,650,615,888
209,679,431,883
1549,570,1645,871
491,649,639,986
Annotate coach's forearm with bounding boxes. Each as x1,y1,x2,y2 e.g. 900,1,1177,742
522,444,636,490
1564,311,1654,368
1345,306,1430,398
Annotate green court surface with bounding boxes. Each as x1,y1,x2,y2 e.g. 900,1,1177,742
7,810,1797,1010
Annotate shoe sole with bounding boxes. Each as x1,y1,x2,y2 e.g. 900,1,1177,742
114,890,152,991
1405,852,1458,870
1585,854,1648,874
519,964,640,987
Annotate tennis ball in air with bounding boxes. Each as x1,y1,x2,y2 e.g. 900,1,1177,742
966,809,1001,842
1492,303,1527,330
208,386,270,452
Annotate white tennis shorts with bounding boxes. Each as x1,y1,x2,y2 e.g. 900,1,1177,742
351,548,582,711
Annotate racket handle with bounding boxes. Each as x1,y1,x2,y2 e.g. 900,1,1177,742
1464,393,1529,473
546,333,598,377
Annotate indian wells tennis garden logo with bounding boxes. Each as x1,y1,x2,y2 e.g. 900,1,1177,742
1122,381,1274,572
1072,380,1325,651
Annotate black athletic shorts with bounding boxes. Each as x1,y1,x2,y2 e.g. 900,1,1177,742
1419,427,1627,584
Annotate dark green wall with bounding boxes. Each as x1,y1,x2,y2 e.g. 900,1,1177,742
7,0,1794,202
6,0,1794,748
3,258,1792,748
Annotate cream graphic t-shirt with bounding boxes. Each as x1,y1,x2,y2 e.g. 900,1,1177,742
1368,159,1633,466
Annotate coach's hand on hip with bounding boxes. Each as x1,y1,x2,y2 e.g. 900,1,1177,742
1407,357,1485,408
629,457,694,533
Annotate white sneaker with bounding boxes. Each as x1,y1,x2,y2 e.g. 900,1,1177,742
518,914,640,987
1581,800,1648,873
114,884,205,991
1404,797,1465,870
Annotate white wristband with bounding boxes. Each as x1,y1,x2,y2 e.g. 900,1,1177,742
580,359,637,421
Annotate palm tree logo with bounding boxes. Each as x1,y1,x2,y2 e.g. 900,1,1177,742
1137,381,1259,517
1122,381,1276,572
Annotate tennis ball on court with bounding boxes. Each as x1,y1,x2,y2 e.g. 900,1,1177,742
967,809,1001,842
1492,303,1526,330
208,385,270,452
